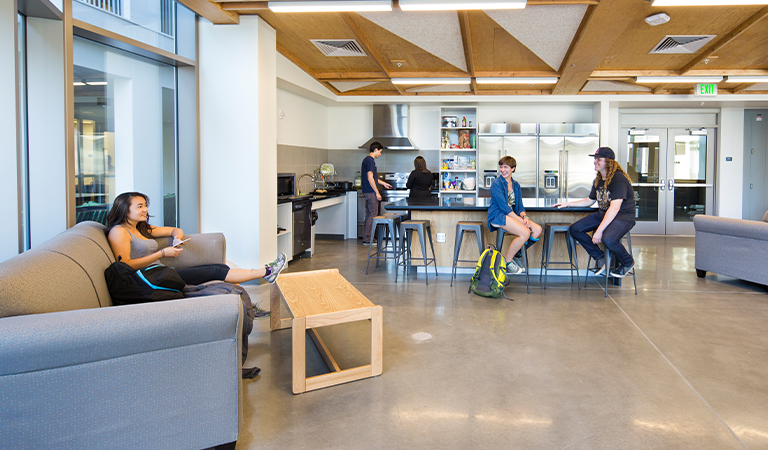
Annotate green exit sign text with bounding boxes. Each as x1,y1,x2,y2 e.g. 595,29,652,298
695,83,718,97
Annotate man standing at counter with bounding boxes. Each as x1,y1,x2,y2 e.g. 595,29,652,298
362,142,392,245
553,147,636,277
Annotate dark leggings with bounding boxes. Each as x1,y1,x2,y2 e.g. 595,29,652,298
569,212,635,267
175,264,230,286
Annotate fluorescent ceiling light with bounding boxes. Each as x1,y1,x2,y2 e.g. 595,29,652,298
635,76,723,83
86,81,108,86
73,81,86,86
391,77,471,85
476,77,558,84
268,0,392,12
725,75,768,83
399,0,525,11
652,0,768,5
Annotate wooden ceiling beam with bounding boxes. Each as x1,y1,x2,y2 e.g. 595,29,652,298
680,5,768,75
474,70,560,77
277,42,316,77
177,0,238,24
731,83,756,94
339,13,402,94
652,84,668,95
553,0,647,95
220,2,268,11
316,73,389,82
476,90,553,95
457,11,476,94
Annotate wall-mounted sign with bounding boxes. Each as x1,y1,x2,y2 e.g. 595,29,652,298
694,83,717,97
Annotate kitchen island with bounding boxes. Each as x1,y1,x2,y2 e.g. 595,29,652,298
386,197,597,272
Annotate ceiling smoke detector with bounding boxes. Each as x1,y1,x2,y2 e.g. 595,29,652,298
645,12,670,26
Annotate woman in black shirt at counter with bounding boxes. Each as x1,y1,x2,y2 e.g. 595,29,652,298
407,156,433,199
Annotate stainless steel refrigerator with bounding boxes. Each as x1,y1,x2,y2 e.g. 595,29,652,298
538,123,600,204
478,123,538,198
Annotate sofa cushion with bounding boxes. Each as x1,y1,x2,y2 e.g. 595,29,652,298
0,250,102,318
764,210,768,223
64,221,116,263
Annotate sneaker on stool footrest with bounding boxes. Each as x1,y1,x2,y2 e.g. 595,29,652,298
610,262,635,278
506,260,523,275
593,257,606,276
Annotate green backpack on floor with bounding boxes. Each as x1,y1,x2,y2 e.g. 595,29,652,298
469,246,510,300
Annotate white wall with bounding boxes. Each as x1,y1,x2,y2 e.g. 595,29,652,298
27,17,67,247
199,16,277,268
327,104,371,149
0,0,20,260
718,108,744,218
276,88,328,148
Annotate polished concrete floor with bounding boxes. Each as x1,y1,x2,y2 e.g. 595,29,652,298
238,236,768,450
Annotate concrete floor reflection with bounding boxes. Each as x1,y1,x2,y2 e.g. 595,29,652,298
238,235,768,450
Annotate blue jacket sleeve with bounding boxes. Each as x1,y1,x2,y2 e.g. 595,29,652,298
490,180,513,217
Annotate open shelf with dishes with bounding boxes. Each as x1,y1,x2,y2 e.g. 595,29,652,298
439,107,478,197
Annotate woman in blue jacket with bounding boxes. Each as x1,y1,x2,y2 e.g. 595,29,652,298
487,156,542,274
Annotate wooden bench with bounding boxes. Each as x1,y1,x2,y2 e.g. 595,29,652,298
270,269,383,394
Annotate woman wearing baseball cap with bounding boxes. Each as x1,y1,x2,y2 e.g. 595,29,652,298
553,147,636,278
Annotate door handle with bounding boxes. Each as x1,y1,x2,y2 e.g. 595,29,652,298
668,179,674,190
659,178,664,191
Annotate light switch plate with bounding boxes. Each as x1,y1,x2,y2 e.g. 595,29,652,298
436,233,446,243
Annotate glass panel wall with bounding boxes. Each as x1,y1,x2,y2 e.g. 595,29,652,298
73,36,177,226
17,13,30,250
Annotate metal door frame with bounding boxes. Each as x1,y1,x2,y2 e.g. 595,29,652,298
621,127,716,235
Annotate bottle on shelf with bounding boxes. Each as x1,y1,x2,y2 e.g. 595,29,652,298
354,171,362,189
462,116,467,127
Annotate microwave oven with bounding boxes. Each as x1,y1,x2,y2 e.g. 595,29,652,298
278,173,296,198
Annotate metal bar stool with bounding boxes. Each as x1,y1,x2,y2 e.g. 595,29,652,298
451,221,484,287
539,222,580,289
584,230,637,297
366,215,403,281
399,219,438,285
496,229,530,294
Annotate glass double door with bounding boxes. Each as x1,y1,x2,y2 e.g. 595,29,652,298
623,128,715,235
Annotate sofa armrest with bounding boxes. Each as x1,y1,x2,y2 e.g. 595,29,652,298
156,232,226,269
0,295,240,375
693,215,768,241
0,296,242,449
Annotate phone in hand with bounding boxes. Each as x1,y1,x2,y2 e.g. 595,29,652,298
172,238,191,248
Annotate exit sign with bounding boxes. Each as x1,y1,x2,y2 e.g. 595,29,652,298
695,83,718,97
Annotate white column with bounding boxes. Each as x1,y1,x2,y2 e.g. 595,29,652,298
718,108,744,218
27,17,67,247
0,0,20,260
198,16,277,268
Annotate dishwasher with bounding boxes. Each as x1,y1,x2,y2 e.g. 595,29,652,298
293,199,312,257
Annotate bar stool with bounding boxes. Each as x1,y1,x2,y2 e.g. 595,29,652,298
539,222,580,289
398,220,438,285
584,230,637,297
495,229,530,294
451,222,484,287
366,215,403,281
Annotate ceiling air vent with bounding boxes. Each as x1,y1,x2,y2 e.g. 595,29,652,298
649,35,716,54
310,39,367,57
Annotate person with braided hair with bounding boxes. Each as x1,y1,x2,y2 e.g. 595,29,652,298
553,147,636,277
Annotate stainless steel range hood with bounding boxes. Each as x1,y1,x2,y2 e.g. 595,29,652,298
359,104,418,150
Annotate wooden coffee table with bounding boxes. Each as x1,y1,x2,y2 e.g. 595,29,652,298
270,269,383,394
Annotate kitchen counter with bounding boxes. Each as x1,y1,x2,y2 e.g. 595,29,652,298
278,190,351,205
384,196,597,272
386,196,596,212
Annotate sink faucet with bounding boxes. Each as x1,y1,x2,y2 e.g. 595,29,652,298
297,173,315,195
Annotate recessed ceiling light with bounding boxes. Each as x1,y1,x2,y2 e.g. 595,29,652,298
268,0,392,12
399,0,525,11
645,13,670,26
635,76,723,83
724,75,768,83
652,0,768,5
391,77,471,85
476,77,558,84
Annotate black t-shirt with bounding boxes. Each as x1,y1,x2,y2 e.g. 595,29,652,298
361,155,377,194
406,170,433,198
589,173,636,223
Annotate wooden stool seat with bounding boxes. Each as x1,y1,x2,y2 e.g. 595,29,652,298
270,269,383,394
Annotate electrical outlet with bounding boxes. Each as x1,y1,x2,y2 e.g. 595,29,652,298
436,233,446,243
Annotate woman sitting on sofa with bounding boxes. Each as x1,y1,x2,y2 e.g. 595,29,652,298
106,191,286,285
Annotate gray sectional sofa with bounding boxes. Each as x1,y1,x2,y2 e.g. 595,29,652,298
693,211,768,286
0,221,243,450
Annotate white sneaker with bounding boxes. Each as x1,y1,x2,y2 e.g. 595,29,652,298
506,261,523,275
265,252,287,284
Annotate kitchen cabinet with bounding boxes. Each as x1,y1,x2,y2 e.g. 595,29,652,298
439,107,478,198
277,203,293,262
